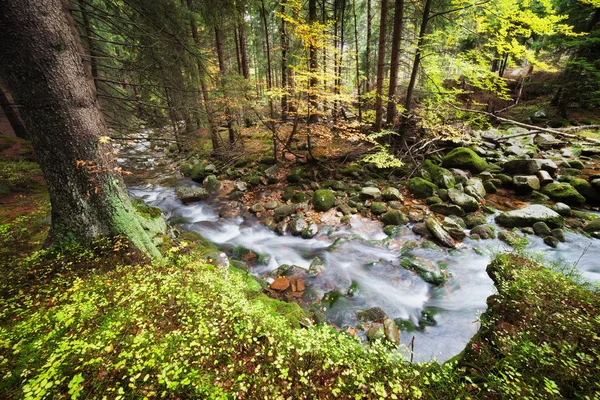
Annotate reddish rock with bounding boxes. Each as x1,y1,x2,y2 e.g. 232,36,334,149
270,277,290,291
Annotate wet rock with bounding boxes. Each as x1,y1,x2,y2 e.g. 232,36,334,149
412,222,431,237
451,168,470,184
301,223,319,239
551,228,566,242
382,187,403,201
360,187,382,201
435,169,456,189
275,221,288,235
381,210,408,226
176,187,209,204
544,235,560,248
531,191,550,204
541,183,585,206
532,221,552,237
568,160,585,170
537,170,553,186
408,210,425,222
290,218,307,236
552,202,571,216
308,257,325,276
522,227,534,235
442,147,488,173
466,178,486,200
537,159,559,176
438,188,449,201
426,217,456,248
495,204,564,228
591,178,600,191
442,217,466,240
312,189,336,211
583,219,600,233
571,178,600,204
358,307,388,322
430,203,465,217
371,202,388,215
503,159,540,175
383,317,400,344
264,164,280,179
483,180,497,194
409,177,437,198
292,191,310,204
366,325,385,342
264,201,279,210
274,204,297,222
337,202,353,215
426,196,442,205
494,173,513,186
513,175,540,192
448,188,479,212
234,180,248,191
270,277,291,291
250,203,265,214
471,224,496,239
465,213,487,228
402,240,420,251
202,175,221,194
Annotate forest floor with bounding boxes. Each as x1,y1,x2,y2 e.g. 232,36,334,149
1,104,600,398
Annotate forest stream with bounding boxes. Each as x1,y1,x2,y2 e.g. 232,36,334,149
120,138,600,363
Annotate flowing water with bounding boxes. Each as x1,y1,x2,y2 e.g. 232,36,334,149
121,139,600,362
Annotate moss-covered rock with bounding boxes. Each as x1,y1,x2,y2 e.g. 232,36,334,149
381,210,408,226
202,174,221,194
571,178,600,204
541,183,586,206
190,163,208,183
382,187,403,201
312,189,336,212
442,147,488,173
409,177,437,198
370,202,388,215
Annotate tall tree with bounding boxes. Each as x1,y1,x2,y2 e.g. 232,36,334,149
374,0,388,131
308,0,319,123
280,3,289,122
404,0,432,113
0,0,160,257
261,0,274,118
386,0,404,126
352,0,362,121
365,0,372,93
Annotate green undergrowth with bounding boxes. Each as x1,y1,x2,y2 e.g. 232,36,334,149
458,253,600,399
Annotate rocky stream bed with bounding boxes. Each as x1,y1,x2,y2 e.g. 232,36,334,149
118,127,600,362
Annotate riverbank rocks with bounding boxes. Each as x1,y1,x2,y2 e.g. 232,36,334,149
308,257,326,276
301,223,319,239
409,177,437,198
471,224,496,239
359,187,382,200
401,256,446,285
176,187,209,204
381,210,408,226
465,178,486,200
442,217,466,240
190,163,208,183
583,218,600,233
503,159,540,175
495,204,564,228
430,203,465,217
537,170,553,185
442,147,488,173
312,189,336,211
571,178,600,204
541,183,586,205
371,202,388,215
533,221,552,237
383,317,400,344
513,175,540,192
202,175,220,194
382,187,403,201
358,307,388,322
426,217,456,248
552,202,571,216
448,187,479,212
274,204,297,222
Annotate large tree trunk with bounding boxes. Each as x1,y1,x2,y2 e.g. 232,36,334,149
280,3,289,122
365,0,372,93
261,0,274,119
374,0,388,132
404,0,432,113
0,0,160,257
0,86,29,139
352,0,362,121
308,0,319,124
239,23,250,80
386,0,404,126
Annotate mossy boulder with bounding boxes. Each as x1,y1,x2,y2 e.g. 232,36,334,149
382,187,403,201
442,147,488,173
381,210,408,226
202,175,221,194
312,189,336,212
274,204,297,222
430,203,465,217
370,202,388,215
495,205,564,228
190,163,208,183
409,177,437,198
176,187,209,204
571,178,600,204
291,191,310,204
541,183,585,206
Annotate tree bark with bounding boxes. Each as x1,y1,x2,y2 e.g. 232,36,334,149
352,0,362,121
239,23,250,80
261,0,274,119
404,0,432,113
374,0,389,132
0,0,160,257
308,0,319,124
280,3,289,122
0,86,29,139
215,27,225,74
365,0,372,93
234,27,242,75
386,0,404,126
76,0,99,92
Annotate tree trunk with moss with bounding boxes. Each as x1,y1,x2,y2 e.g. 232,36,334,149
0,0,161,258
